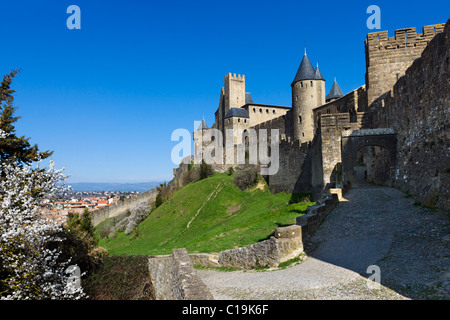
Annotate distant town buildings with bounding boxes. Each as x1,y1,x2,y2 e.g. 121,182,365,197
39,192,139,224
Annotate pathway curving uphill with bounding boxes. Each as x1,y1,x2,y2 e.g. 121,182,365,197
197,185,450,299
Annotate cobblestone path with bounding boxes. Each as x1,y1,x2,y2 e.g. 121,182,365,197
197,186,450,300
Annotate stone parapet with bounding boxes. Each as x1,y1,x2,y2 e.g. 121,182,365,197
217,225,303,269
296,193,339,242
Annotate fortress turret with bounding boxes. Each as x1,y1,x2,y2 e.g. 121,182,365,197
193,116,209,159
326,78,344,103
291,51,326,142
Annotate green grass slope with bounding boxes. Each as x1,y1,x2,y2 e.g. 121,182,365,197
97,173,314,255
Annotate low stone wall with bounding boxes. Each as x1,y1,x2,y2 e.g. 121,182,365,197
296,193,339,242
148,248,214,300
189,253,220,267
218,225,303,269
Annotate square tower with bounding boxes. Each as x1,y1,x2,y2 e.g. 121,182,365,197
224,73,246,112
365,23,445,107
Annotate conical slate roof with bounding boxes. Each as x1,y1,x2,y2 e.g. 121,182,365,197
315,64,325,81
292,52,317,84
197,116,208,130
326,78,344,100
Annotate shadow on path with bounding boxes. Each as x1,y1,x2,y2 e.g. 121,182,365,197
306,186,450,299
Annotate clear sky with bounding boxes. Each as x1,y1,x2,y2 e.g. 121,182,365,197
0,0,448,183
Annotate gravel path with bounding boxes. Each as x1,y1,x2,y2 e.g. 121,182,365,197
197,186,450,300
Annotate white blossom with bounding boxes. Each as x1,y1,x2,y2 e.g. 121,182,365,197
0,130,85,299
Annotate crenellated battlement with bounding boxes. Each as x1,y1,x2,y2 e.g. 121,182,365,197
366,23,445,51
365,22,445,106
225,72,245,80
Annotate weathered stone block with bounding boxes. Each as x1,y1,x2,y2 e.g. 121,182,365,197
274,225,302,239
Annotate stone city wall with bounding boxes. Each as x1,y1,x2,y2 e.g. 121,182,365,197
367,19,449,211
91,191,156,226
365,22,445,106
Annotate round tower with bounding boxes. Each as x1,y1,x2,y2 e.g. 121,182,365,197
291,51,325,142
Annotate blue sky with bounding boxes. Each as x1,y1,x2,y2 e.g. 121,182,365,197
0,0,448,183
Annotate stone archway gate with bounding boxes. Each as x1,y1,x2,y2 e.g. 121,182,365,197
341,128,396,188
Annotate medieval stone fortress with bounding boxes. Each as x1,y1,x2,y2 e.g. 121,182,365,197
191,19,449,212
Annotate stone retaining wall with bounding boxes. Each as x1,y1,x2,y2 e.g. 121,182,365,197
187,195,340,271
218,225,303,269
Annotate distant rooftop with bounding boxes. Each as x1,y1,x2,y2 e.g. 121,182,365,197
224,107,250,119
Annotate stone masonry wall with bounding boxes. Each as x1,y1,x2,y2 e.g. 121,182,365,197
218,225,303,269
245,104,290,128
148,248,214,300
296,193,339,244
250,110,310,194
367,19,450,211
266,139,311,194
313,85,367,126
91,191,156,226
314,112,366,193
365,22,445,106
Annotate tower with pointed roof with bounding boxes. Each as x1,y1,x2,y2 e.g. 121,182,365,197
325,78,344,102
291,50,326,142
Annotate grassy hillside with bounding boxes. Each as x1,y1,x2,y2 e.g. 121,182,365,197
97,173,314,255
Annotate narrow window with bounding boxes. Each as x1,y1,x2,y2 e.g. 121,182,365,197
238,118,240,122
259,108,262,113
301,82,303,88
311,81,313,87
253,108,256,113
273,110,275,114
266,109,269,114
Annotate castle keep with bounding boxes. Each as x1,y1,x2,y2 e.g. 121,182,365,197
189,20,449,211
